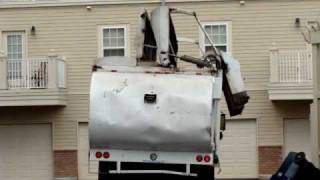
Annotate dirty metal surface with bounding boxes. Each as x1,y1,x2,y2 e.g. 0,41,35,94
89,72,214,152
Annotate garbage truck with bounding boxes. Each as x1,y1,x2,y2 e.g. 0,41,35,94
89,1,249,179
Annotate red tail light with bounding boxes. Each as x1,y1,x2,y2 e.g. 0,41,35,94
95,152,102,158
196,155,203,162
103,152,110,159
204,155,211,162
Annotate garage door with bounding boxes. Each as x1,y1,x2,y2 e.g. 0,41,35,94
284,119,311,160
78,123,98,180
216,119,258,179
0,124,53,180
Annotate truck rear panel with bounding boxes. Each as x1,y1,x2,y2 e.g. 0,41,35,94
89,71,215,152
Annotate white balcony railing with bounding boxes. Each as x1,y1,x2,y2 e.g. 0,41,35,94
8,59,48,89
0,53,67,90
270,49,312,83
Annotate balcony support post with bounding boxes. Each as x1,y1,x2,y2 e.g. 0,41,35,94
47,49,58,89
270,45,279,83
310,30,320,168
0,51,7,90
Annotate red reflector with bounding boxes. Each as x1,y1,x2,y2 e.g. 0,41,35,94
196,155,203,162
103,152,110,159
95,152,102,158
204,155,211,162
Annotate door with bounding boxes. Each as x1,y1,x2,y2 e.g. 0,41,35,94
0,124,53,180
216,119,258,179
2,31,26,88
284,119,311,160
78,123,98,180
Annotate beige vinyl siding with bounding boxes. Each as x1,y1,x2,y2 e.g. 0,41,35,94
170,1,316,90
220,90,310,146
53,94,89,150
1,1,317,92
0,0,317,149
284,119,311,160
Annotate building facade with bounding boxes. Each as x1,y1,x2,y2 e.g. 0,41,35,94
0,0,318,179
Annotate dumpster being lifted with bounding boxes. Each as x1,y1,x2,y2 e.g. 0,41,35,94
89,1,249,179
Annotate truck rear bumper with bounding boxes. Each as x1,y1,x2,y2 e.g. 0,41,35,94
90,149,214,179
98,161,214,180
90,149,213,165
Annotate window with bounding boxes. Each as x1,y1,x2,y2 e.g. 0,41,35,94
202,23,230,53
7,33,23,60
2,31,26,79
101,26,127,57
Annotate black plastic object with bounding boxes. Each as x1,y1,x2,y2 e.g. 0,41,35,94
220,113,226,131
271,152,320,180
221,59,249,117
140,11,157,62
168,13,178,67
144,94,157,104
179,55,211,68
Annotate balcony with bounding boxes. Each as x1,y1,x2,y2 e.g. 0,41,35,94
0,51,67,106
268,48,313,100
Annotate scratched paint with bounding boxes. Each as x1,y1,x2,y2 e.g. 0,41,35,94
89,72,215,152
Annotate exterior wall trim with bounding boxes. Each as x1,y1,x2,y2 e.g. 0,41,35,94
0,0,224,9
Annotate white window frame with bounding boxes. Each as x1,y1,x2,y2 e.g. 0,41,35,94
2,31,27,60
199,22,232,55
2,31,27,82
98,25,129,58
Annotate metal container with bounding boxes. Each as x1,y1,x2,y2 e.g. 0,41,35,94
89,71,214,152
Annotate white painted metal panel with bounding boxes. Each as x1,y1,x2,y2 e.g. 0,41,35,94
216,119,258,179
89,72,214,152
0,124,53,180
284,119,311,160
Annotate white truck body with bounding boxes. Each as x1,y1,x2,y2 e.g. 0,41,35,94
90,71,215,152
89,65,222,176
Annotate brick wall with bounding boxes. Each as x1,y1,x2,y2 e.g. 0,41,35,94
54,150,78,178
259,146,283,175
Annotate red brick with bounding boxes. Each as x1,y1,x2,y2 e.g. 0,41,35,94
259,146,283,175
54,150,78,178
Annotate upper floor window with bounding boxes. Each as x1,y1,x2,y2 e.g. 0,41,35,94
202,22,230,54
101,25,128,57
2,31,26,79
3,31,26,61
